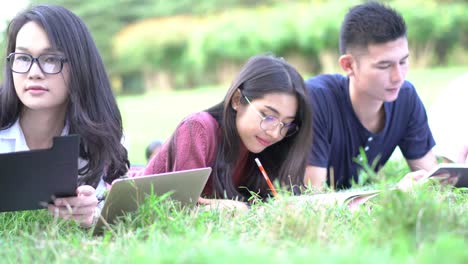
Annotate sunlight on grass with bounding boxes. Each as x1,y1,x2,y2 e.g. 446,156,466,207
408,66,468,107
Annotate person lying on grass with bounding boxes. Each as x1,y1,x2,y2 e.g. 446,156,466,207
132,55,312,210
304,2,438,191
0,5,129,227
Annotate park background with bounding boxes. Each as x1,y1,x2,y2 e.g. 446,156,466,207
0,0,467,263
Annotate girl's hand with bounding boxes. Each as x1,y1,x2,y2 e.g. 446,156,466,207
48,185,98,227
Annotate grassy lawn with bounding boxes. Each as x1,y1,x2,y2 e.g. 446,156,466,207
0,67,466,263
120,66,468,165
0,184,466,263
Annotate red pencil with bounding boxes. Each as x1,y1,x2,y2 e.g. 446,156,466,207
254,158,279,197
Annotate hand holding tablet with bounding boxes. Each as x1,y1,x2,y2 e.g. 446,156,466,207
424,163,468,187
0,135,79,212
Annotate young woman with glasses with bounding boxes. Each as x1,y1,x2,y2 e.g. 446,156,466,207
135,55,312,210
0,5,129,226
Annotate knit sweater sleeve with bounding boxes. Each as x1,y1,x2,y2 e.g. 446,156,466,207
138,112,218,175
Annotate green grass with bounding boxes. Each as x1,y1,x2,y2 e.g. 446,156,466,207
120,66,468,165
0,184,466,263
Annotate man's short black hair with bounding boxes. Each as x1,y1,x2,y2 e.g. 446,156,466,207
339,1,407,54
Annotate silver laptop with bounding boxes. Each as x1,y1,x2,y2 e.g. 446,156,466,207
93,167,211,234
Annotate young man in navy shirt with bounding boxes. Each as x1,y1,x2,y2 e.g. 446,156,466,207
304,2,438,190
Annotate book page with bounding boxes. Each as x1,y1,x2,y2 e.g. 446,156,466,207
284,190,381,211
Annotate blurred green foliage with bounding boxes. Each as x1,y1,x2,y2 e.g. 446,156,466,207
28,0,283,74
113,0,468,91
1,0,465,93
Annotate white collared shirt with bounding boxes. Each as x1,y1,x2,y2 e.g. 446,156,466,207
0,119,70,153
0,119,106,198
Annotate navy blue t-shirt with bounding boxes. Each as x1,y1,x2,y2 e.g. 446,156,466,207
305,74,435,189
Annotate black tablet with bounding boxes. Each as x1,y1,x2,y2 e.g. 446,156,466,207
0,135,79,212
426,163,468,188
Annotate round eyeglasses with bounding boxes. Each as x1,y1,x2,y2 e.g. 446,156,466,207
243,95,299,137
7,52,68,74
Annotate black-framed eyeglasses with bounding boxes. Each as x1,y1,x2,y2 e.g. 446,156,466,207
243,95,299,137
6,52,68,74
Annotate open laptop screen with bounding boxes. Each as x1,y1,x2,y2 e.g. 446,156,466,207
93,167,211,234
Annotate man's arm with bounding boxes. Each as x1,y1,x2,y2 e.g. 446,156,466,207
406,149,438,172
395,150,438,191
304,165,328,190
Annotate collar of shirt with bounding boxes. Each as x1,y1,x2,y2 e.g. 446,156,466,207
0,119,69,153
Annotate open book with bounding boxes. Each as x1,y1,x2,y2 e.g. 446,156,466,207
286,189,382,212
284,163,468,212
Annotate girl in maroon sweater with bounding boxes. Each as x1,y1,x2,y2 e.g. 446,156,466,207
141,55,312,210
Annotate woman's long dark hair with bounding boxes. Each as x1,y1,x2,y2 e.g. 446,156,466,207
170,55,312,200
0,5,129,187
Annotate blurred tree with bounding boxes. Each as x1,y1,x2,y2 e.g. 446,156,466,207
28,0,287,92
30,0,157,76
